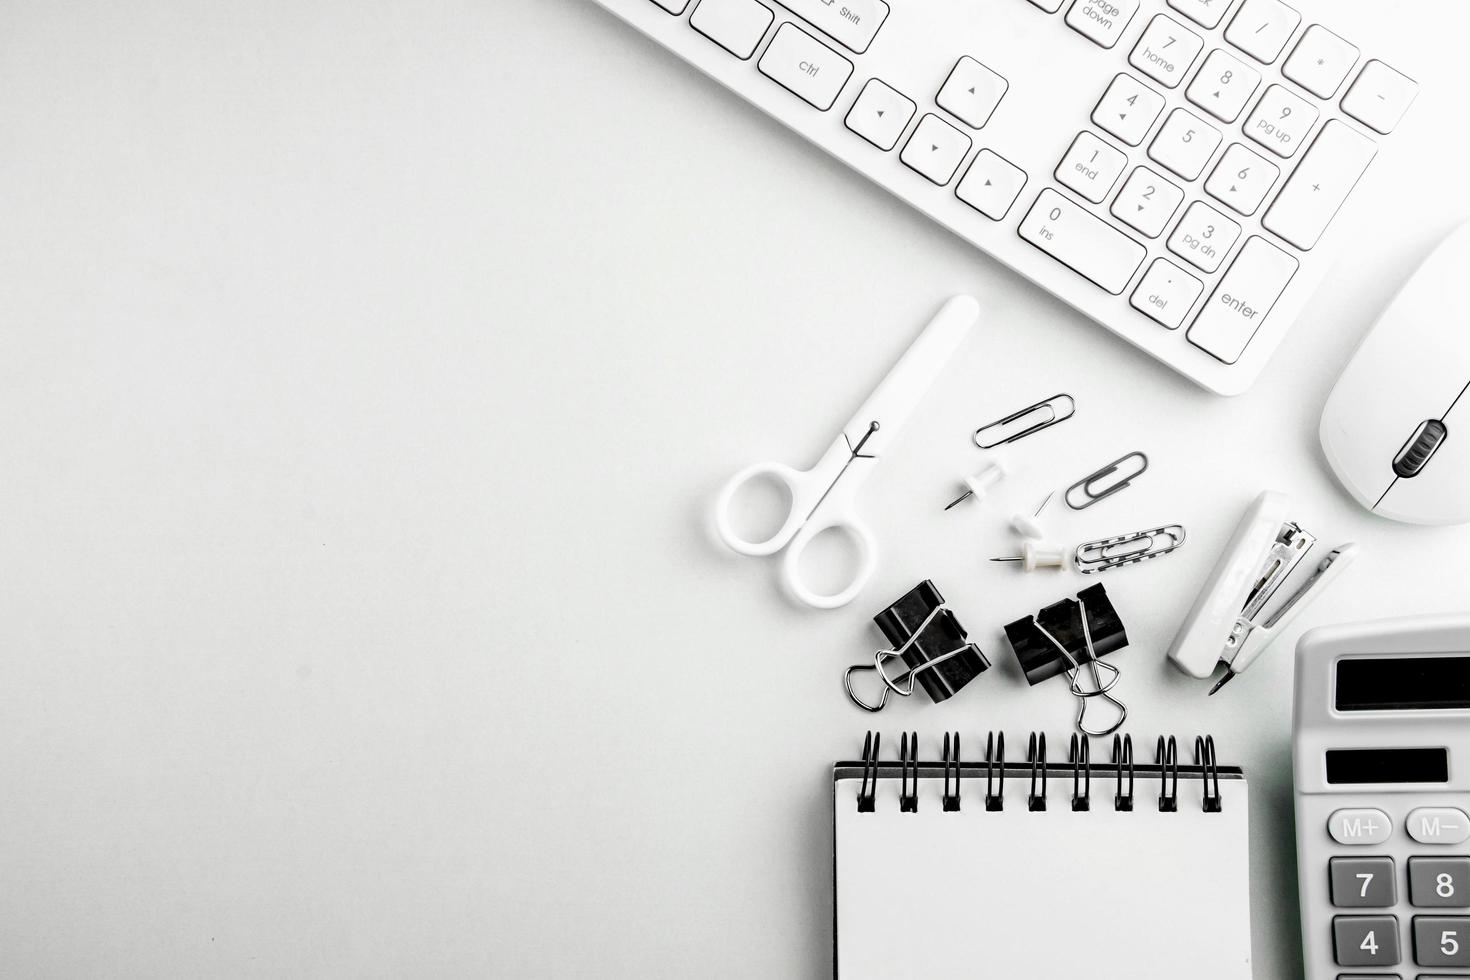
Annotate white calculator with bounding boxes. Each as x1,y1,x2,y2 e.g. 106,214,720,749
1294,616,1470,980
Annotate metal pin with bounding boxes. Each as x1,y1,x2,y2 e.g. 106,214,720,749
944,458,1009,511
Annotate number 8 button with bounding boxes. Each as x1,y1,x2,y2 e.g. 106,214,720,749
1410,857,1470,908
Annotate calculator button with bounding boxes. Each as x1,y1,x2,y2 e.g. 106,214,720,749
1131,258,1202,329
901,114,972,185
758,24,854,111
1205,144,1279,216
1128,15,1203,89
1113,167,1183,238
1341,60,1418,135
1224,0,1300,64
1092,74,1166,147
1066,0,1140,49
1186,49,1262,124
1168,0,1229,30
1282,25,1359,99
846,79,917,151
1333,857,1398,908
1407,809,1470,845
1168,201,1239,274
1018,189,1147,295
1330,809,1394,845
1244,84,1319,159
956,150,1028,220
1410,858,1470,907
1335,916,1401,967
1413,916,1470,967
937,57,1008,129
1148,107,1221,181
690,0,774,60
1056,131,1128,203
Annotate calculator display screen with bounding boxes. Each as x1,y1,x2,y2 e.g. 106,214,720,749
1335,655,1470,711
1325,747,1449,784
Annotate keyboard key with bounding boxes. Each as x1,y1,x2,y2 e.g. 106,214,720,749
758,24,854,111
1224,0,1301,64
1188,236,1297,363
690,0,774,59
901,114,972,185
1330,809,1394,846
1112,166,1183,237
1019,188,1146,294
1056,131,1127,203
1283,25,1359,98
1092,74,1165,146
1205,143,1279,215
1169,201,1239,273
938,57,1009,128
1342,60,1419,135
779,0,889,54
1407,807,1470,845
1262,120,1376,249
1332,857,1398,908
1131,258,1202,328
1413,916,1470,967
1334,916,1401,967
1028,0,1067,10
956,150,1028,220
1065,0,1140,49
1244,84,1318,158
1187,49,1261,123
846,79,916,151
1410,858,1470,908
648,0,692,12
1148,108,1221,180
1168,0,1229,29
1129,15,1202,89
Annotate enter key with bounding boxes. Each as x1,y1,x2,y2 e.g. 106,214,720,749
1188,237,1298,364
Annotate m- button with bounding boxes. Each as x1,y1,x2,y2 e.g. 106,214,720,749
1329,808,1393,845
1408,807,1470,845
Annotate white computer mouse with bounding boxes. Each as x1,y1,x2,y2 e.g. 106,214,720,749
1320,221,1470,526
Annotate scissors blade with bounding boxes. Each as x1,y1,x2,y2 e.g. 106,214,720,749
841,295,977,455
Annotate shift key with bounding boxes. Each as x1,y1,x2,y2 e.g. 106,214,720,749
1018,189,1146,295
782,0,890,54
1188,237,1298,363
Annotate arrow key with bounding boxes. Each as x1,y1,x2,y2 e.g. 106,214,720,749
1092,73,1166,147
1205,143,1280,216
956,149,1028,220
1112,165,1184,238
937,56,1008,129
901,113,972,186
845,78,916,151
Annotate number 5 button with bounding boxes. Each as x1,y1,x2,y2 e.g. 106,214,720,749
1205,143,1280,215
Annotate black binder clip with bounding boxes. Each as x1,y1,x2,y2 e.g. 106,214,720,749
843,581,990,713
1003,582,1129,737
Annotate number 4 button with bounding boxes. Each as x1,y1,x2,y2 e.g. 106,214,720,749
1205,143,1280,216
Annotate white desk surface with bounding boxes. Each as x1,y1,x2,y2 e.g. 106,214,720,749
2,1,1467,977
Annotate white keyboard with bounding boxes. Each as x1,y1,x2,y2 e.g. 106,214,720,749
592,0,1421,395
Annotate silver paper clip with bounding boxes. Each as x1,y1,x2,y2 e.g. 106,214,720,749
1074,524,1187,574
1064,451,1149,510
973,393,1076,449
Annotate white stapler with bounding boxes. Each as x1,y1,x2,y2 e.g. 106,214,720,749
1168,491,1359,695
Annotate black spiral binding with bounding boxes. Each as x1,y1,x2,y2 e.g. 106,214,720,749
942,732,961,812
858,731,880,813
1196,735,1222,812
850,732,1228,813
900,732,919,813
1071,734,1091,811
1156,735,1179,812
1113,733,1134,812
985,731,1005,811
1027,732,1048,812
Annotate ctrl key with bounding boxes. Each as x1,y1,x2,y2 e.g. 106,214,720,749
1334,915,1400,967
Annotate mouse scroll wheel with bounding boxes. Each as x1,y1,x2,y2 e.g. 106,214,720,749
1393,419,1449,479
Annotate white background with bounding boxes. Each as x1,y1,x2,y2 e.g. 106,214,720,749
2,1,1467,977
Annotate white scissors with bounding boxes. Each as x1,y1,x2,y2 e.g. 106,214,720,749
713,295,978,609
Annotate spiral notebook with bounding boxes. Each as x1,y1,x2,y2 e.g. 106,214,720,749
833,731,1252,979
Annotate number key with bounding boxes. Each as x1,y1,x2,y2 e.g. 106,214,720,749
1205,143,1279,216
1092,74,1166,147
1168,201,1239,274
1410,858,1470,908
1056,131,1128,204
1149,108,1221,180
1186,49,1261,124
1332,857,1397,908
1414,916,1470,967
1334,915,1401,967
1128,15,1203,89
1112,166,1183,238
1244,84,1319,159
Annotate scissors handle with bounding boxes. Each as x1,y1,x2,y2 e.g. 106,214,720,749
779,514,879,610
713,461,811,556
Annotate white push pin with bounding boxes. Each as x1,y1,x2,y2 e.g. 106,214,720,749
990,540,1068,572
1009,492,1053,540
944,458,1009,511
